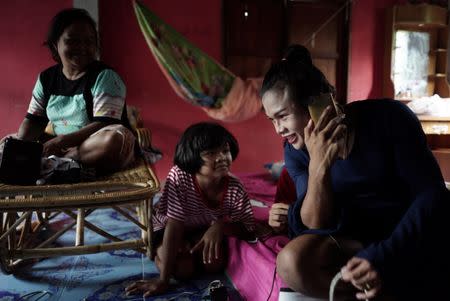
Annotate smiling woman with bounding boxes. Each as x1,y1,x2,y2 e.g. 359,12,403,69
3,8,137,175
259,44,450,300
55,21,97,79
262,87,309,150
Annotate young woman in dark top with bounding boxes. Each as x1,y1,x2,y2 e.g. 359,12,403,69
260,44,449,300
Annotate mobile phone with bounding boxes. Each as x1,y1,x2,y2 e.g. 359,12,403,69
308,93,341,124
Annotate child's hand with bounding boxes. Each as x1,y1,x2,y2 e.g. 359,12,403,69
125,278,169,297
190,221,224,264
268,203,290,232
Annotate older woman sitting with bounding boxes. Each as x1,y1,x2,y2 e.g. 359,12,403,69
16,8,135,174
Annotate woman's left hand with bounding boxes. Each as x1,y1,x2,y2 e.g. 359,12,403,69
190,221,224,264
43,135,66,156
341,257,382,300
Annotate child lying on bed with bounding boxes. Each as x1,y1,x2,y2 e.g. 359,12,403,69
125,122,255,297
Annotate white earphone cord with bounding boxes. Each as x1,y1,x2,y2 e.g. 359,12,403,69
329,271,369,301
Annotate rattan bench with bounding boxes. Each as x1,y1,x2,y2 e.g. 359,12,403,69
0,156,159,274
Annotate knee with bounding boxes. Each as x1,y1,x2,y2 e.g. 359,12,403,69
86,127,125,152
99,130,125,157
276,246,306,289
79,129,125,170
276,236,321,295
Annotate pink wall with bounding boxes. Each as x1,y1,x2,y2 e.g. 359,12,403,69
0,0,403,179
98,0,282,179
347,0,403,101
0,1,71,136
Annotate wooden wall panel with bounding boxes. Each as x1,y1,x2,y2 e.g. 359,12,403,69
287,0,349,103
223,0,284,78
227,56,273,78
223,0,350,102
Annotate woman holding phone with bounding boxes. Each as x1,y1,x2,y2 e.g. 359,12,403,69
260,44,449,300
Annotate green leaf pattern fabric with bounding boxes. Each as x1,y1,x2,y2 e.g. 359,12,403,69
134,1,235,108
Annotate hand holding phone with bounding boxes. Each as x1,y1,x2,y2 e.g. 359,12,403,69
308,93,343,124
307,93,350,161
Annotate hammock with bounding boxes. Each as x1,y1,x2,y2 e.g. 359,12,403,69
133,1,262,122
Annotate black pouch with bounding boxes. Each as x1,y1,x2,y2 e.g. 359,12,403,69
209,280,228,301
0,137,43,185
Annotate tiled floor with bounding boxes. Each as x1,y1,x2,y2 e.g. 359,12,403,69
0,208,238,301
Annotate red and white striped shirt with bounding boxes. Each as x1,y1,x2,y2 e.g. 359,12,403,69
153,165,255,232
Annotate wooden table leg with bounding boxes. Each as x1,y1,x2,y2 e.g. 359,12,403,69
76,208,85,246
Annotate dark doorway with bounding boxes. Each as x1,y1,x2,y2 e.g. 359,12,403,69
223,0,351,103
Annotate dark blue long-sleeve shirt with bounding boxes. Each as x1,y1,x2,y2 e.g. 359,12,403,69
285,99,449,298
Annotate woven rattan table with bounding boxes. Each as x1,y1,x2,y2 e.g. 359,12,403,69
0,158,159,274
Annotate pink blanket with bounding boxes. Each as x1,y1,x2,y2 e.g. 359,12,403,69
235,172,277,221
227,235,289,301
227,172,289,300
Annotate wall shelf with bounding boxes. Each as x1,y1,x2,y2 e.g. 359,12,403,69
383,4,450,99
383,3,450,181
394,3,447,27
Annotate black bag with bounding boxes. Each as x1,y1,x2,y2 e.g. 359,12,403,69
0,137,43,185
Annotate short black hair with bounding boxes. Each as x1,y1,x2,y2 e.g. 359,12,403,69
44,8,98,62
260,44,335,109
174,122,239,174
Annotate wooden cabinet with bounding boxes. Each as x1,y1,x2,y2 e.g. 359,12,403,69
383,4,450,182
420,116,450,135
383,4,449,99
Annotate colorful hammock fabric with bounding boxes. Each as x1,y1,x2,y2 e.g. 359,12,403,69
133,1,262,122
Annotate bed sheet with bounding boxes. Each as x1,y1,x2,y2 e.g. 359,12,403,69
227,172,289,300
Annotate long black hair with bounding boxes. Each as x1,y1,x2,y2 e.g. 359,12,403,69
260,44,335,109
174,122,239,174
44,8,98,62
